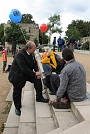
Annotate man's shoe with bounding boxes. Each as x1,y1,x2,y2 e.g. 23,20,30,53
36,97,49,103
15,109,21,116
52,101,70,109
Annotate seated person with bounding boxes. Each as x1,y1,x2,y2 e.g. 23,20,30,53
5,56,14,72
5,62,12,72
43,58,65,94
42,46,51,59
41,47,60,76
49,48,87,109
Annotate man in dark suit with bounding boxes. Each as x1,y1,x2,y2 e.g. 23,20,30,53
8,41,49,116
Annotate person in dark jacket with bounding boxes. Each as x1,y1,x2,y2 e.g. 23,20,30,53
43,58,66,95
49,48,87,109
53,37,56,52
69,36,75,51
8,41,49,116
57,36,64,52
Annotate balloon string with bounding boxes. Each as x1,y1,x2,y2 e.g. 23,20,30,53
20,28,27,42
17,24,27,42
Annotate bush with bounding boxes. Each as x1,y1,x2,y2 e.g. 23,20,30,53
82,41,89,50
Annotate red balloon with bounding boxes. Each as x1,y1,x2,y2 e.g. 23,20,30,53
40,23,48,33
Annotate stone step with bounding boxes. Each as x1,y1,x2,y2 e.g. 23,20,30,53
46,89,79,133
45,82,90,134
46,120,90,134
5,86,13,102
17,82,36,134
5,86,25,102
71,98,90,122
35,92,56,134
4,49,90,134
3,82,32,134
3,103,20,134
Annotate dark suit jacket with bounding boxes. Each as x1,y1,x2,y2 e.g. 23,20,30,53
8,48,39,88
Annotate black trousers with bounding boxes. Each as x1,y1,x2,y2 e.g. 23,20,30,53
13,78,43,110
50,74,69,100
50,74,60,94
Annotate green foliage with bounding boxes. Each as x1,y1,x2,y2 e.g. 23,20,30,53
0,23,4,44
66,20,90,40
33,37,38,47
2,102,12,114
82,41,89,50
21,14,35,24
47,13,62,37
5,22,29,44
39,30,48,45
66,27,81,41
0,122,5,132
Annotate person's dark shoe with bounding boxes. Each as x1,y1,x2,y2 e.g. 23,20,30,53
5,70,8,73
15,109,21,116
49,92,55,95
52,101,70,109
36,97,49,103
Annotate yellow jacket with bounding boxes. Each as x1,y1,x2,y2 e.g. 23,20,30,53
42,52,48,59
41,51,57,69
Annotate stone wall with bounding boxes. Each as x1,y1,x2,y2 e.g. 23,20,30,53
19,23,39,41
4,23,39,44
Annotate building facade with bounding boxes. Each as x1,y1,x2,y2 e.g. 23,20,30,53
4,23,39,48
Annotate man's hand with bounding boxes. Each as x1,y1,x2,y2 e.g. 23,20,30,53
48,99,58,105
35,72,41,79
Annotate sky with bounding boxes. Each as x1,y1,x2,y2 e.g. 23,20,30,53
0,0,90,42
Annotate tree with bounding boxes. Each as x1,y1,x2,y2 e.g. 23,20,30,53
39,30,48,45
21,14,35,24
0,23,4,45
65,20,90,41
66,27,81,41
47,13,62,42
5,22,30,44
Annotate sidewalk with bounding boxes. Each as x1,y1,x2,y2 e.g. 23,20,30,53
74,49,90,55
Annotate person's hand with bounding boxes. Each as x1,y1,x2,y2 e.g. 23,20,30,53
52,99,58,103
48,99,58,105
35,72,41,79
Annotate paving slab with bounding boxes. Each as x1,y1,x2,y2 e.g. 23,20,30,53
46,120,90,134
35,90,56,134
3,128,18,134
36,118,56,134
58,120,90,134
36,102,52,117
20,90,35,123
24,81,34,91
55,111,78,132
5,103,20,128
17,123,36,134
72,98,90,106
5,86,13,102
71,102,84,122
76,105,90,121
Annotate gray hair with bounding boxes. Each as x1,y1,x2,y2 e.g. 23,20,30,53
25,42,32,50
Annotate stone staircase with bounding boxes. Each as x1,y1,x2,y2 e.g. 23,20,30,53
3,50,90,134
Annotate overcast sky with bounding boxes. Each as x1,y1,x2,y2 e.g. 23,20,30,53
0,0,90,40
